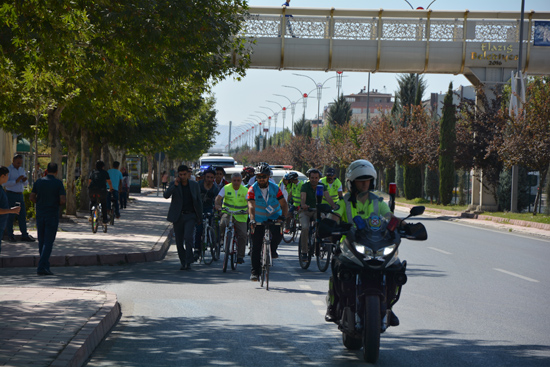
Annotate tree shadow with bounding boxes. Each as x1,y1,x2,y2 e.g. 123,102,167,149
85,316,550,367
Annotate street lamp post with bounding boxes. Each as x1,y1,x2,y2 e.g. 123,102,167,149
283,85,310,120
260,106,279,145
274,94,297,137
254,110,272,143
293,73,338,139
267,100,287,145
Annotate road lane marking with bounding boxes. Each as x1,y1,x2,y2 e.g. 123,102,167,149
493,268,539,283
300,285,312,290
311,300,325,306
428,247,452,255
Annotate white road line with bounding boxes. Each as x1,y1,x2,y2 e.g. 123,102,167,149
311,300,325,306
494,268,539,283
317,309,326,316
300,285,312,290
428,247,453,255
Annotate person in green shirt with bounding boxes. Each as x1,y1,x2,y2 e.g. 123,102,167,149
299,168,337,261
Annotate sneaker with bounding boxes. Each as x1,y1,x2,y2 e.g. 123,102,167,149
250,274,259,281
271,252,279,259
237,258,244,264
21,235,35,242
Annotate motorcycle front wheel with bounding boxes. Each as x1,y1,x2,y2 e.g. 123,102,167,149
342,332,362,350
362,295,381,364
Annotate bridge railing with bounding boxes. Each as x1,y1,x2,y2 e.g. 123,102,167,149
241,7,549,43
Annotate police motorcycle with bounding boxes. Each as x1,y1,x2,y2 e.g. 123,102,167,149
325,205,427,364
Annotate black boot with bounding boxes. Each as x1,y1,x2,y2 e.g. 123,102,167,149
389,310,400,327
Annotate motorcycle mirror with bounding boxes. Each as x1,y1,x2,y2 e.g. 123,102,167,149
409,206,425,217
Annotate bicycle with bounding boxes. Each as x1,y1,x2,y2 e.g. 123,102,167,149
282,205,300,243
221,209,248,273
258,219,283,290
108,193,117,226
298,204,335,272
90,193,107,234
198,212,216,265
212,211,221,261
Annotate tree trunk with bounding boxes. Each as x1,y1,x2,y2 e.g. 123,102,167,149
80,128,90,211
147,154,154,188
58,119,79,216
108,146,126,164
47,106,65,168
533,165,549,215
101,143,111,168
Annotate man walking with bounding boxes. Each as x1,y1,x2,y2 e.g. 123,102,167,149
164,165,203,270
30,163,66,276
4,154,34,242
107,161,123,219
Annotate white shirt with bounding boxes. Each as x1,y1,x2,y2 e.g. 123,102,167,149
4,164,28,193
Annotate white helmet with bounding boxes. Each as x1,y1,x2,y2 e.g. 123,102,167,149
345,160,377,192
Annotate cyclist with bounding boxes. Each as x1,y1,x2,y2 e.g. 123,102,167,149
325,159,402,325
299,168,338,261
321,167,343,205
241,166,255,185
88,160,112,224
194,169,219,261
247,162,275,186
213,167,229,190
247,163,288,281
215,172,249,264
283,171,300,233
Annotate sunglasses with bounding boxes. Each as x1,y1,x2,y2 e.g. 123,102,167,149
256,175,268,179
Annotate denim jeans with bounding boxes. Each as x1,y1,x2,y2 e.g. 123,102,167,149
6,191,28,237
36,214,59,272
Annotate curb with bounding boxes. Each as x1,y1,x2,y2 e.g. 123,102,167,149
396,203,550,231
49,290,121,367
0,227,173,269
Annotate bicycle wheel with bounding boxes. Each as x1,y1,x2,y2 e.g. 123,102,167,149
91,207,99,233
230,235,238,270
109,209,115,225
316,241,332,272
265,245,271,291
222,230,232,273
102,207,108,233
298,233,311,269
282,218,296,243
203,227,215,265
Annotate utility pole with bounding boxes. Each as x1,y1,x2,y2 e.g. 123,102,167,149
228,121,232,154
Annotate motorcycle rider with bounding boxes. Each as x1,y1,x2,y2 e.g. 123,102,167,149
325,159,402,326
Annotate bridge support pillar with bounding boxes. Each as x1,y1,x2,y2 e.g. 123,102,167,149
464,67,514,212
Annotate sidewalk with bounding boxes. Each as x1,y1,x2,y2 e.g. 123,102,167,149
0,189,172,367
1,189,172,268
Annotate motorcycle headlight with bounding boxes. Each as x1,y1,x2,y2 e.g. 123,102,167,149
375,244,397,258
353,242,373,259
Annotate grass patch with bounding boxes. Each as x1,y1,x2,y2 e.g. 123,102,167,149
482,211,550,225
395,198,469,212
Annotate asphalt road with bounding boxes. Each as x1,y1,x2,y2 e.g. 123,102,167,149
2,209,549,366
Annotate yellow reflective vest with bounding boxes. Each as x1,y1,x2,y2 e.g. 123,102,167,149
320,177,342,204
221,183,248,222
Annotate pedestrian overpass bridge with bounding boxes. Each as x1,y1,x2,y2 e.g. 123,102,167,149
239,6,550,87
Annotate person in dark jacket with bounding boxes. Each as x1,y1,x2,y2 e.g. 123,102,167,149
30,162,66,276
164,164,203,270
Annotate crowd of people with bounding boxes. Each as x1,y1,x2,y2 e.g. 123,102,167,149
163,159,390,283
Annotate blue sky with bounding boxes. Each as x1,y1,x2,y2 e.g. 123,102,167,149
211,0,550,150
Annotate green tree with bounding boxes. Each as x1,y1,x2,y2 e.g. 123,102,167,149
327,94,352,127
294,117,312,137
439,83,457,205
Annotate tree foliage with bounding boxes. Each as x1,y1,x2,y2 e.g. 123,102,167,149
439,83,457,205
